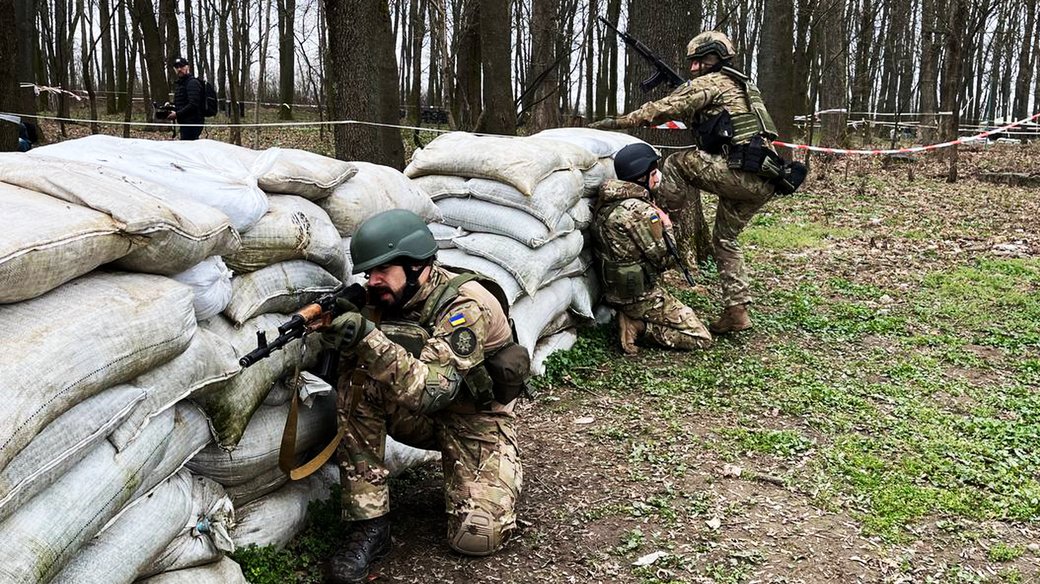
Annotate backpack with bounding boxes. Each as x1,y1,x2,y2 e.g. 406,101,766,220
197,78,219,117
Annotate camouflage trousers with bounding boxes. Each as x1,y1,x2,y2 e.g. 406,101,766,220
337,376,522,555
658,148,774,307
617,285,713,350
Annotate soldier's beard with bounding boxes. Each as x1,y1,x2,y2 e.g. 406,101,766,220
368,285,404,310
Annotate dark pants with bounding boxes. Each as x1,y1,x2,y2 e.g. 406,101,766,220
179,124,204,141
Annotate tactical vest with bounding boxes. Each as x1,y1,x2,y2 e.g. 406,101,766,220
720,67,779,144
592,200,658,303
379,273,529,409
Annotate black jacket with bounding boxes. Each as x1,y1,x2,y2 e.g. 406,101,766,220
173,75,204,124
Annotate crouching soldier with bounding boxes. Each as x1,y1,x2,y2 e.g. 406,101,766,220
321,210,529,583
592,143,713,355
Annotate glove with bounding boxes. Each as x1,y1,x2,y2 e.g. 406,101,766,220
588,117,620,131
321,311,375,352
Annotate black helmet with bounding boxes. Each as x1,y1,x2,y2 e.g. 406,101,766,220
350,209,437,274
613,143,661,182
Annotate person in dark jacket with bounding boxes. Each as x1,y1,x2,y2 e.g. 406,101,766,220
168,57,205,140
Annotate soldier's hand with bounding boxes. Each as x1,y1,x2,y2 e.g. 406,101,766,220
589,117,620,131
321,311,375,352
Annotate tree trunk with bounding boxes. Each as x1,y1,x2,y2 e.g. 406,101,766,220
132,0,170,108
524,0,560,132
791,0,817,119
476,0,514,134
254,0,272,148
941,0,967,182
1011,0,1034,121
324,0,404,167
77,0,99,134
184,0,196,70
818,0,847,147
160,0,180,63
0,0,19,151
277,0,296,120
758,0,796,155
14,0,38,124
408,0,425,122
918,0,941,143
453,0,481,129
218,0,228,105
116,0,128,111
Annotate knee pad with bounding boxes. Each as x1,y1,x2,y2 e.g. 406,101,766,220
449,510,502,556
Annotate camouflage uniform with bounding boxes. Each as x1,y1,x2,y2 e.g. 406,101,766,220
337,264,521,556
614,71,776,308
591,179,712,351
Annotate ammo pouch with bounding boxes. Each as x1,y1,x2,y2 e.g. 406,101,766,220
775,160,807,195
483,342,531,405
600,259,654,300
727,136,808,196
696,110,735,154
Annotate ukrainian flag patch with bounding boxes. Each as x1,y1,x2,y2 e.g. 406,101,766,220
448,313,467,327
650,213,661,224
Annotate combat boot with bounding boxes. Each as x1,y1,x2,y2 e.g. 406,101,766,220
324,516,391,584
709,304,752,335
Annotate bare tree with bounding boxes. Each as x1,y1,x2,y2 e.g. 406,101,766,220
324,0,404,167
277,0,296,119
1012,0,1036,121
818,0,847,146
0,0,19,150
941,0,968,182
759,0,797,155
523,0,561,132
131,0,171,109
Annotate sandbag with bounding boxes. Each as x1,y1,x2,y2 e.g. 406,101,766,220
231,466,337,549
33,135,269,231
0,385,145,524
262,379,293,407
428,222,466,249
223,260,341,325
415,170,584,229
0,409,174,584
0,272,196,472
569,198,594,230
452,230,584,295
138,473,235,578
0,184,134,303
582,159,613,194
320,161,441,237
109,328,240,452
0,154,242,275
171,257,234,321
530,329,579,377
570,271,601,320
405,132,596,195
533,127,648,158
195,314,321,450
130,403,215,502
224,195,345,276
223,465,289,507
253,147,357,199
385,435,440,476
437,249,523,304
136,557,248,584
187,397,336,487
544,251,592,287
510,278,575,354
437,197,575,248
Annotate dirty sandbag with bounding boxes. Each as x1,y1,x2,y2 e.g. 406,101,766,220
171,257,234,321
0,184,134,304
225,195,345,276
320,161,441,237
437,248,523,305
533,127,648,158
509,278,575,355
452,230,584,296
231,464,338,550
135,557,248,584
129,403,215,503
223,260,342,326
252,147,358,199
0,272,196,472
436,197,575,249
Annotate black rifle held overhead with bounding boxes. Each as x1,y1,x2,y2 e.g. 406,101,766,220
598,17,685,93
239,283,367,368
662,230,697,287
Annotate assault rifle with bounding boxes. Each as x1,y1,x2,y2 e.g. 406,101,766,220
239,283,368,370
598,17,685,93
662,230,697,287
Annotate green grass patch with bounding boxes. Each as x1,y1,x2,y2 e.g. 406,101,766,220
720,427,815,458
742,221,855,250
988,542,1024,562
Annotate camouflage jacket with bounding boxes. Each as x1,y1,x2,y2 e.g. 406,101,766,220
591,179,672,271
351,265,513,414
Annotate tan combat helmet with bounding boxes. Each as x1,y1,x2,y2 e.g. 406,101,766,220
686,31,736,61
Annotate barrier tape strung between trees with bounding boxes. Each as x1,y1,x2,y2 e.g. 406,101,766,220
653,112,1040,155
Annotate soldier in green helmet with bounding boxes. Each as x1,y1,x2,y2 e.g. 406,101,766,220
591,30,805,334
321,209,529,583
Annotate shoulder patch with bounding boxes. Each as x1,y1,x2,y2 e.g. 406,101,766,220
448,312,467,327
449,327,477,356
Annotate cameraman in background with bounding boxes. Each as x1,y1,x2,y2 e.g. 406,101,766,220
161,57,205,140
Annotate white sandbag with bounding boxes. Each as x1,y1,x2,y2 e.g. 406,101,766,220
385,435,440,477
570,271,601,320
187,397,336,487
223,260,341,325
232,466,337,549
437,249,523,304
428,222,467,249
253,147,357,199
0,184,134,303
530,329,579,377
33,135,269,231
136,557,248,584
262,379,293,406
533,127,648,158
539,309,578,340
405,132,597,195
0,385,145,524
452,230,584,295
139,473,235,578
0,154,242,275
0,409,174,584
223,465,289,507
171,257,234,321
568,198,594,230
130,403,215,503
0,272,196,472
320,161,441,237
437,197,575,248
109,329,240,452
410,174,468,199
416,170,584,229
195,314,321,450
338,237,362,285
582,159,613,193
225,195,345,276
544,250,592,287
510,278,575,354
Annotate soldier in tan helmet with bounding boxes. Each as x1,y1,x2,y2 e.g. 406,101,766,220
591,31,806,334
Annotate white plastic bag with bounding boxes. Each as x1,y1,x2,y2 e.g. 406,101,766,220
172,257,234,321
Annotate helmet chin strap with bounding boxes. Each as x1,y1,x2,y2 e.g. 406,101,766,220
397,262,428,308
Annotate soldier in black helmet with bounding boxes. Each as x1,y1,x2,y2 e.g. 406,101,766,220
591,143,713,355
591,31,806,335
321,209,530,583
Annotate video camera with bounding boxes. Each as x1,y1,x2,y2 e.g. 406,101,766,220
153,101,175,120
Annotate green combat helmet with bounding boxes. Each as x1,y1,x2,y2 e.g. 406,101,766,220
686,31,736,61
350,209,437,274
